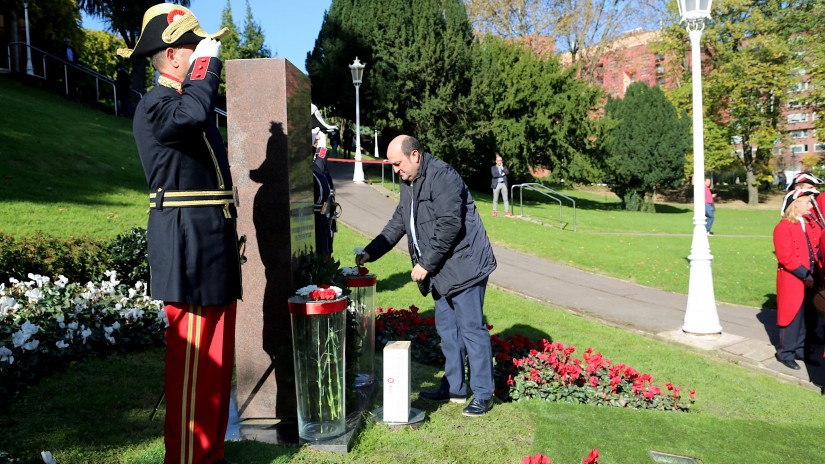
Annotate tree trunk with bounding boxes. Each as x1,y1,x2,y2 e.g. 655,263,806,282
746,169,759,206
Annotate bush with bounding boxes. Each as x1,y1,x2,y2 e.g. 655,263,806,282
0,233,108,285
105,227,149,286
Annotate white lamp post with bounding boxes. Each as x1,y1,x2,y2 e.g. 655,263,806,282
349,57,366,183
679,0,721,335
23,0,34,75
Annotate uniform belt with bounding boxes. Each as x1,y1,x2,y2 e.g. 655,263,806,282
149,189,236,208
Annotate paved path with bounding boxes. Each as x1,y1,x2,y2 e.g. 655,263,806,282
328,161,825,393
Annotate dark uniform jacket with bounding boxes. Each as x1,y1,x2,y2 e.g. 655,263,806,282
364,152,497,297
313,146,336,256
132,58,242,306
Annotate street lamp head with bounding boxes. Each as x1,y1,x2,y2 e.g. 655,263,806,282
678,0,712,24
349,57,366,86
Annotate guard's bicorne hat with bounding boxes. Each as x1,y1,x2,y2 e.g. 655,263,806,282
117,4,228,59
781,188,816,216
786,172,823,191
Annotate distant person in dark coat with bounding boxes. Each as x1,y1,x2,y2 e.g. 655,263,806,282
356,135,498,417
343,126,355,158
490,154,511,217
115,63,133,117
117,4,239,463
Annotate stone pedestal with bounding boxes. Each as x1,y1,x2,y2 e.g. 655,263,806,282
226,58,314,441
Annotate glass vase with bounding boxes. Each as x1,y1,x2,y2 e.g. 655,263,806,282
288,296,348,441
346,274,376,387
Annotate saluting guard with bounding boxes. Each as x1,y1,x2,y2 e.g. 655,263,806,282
118,4,241,464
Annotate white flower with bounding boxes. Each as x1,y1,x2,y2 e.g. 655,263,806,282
0,346,13,364
81,327,92,343
56,340,69,349
41,450,57,464
22,339,40,351
295,285,320,296
0,295,17,315
341,266,361,276
111,321,121,331
67,321,79,331
25,288,44,303
9,277,19,284
55,275,69,288
28,273,50,288
12,321,39,348
21,320,40,336
128,288,137,299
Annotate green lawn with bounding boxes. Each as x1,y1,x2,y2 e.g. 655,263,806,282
2,226,823,463
2,73,821,463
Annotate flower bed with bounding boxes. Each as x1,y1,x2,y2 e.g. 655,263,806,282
376,305,695,411
0,272,165,411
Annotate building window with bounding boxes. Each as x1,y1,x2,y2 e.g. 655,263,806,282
788,100,804,109
789,130,808,139
790,81,809,92
731,136,743,144
787,113,809,124
815,142,825,153
790,144,808,154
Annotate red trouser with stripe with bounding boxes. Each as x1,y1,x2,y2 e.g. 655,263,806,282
164,302,236,464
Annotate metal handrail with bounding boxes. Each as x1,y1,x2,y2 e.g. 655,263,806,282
4,41,225,119
511,183,577,231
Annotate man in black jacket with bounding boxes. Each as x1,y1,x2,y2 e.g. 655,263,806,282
118,4,240,463
356,135,497,416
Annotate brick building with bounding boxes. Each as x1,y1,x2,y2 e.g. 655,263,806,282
556,28,821,178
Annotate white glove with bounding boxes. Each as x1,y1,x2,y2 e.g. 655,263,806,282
189,38,221,66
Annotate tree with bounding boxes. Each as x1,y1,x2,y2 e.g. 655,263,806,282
307,0,477,174
469,35,603,184
464,0,667,79
76,1,191,95
658,0,799,206
602,82,689,212
238,0,271,59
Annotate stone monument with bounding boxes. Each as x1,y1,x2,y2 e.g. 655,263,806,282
226,58,314,442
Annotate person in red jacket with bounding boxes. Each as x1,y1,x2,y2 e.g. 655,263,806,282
774,189,819,370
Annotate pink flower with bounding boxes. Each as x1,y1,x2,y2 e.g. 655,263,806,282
690,389,696,400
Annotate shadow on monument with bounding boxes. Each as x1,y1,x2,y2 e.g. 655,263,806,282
243,120,299,442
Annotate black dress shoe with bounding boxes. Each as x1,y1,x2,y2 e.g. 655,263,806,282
778,359,801,370
418,385,466,404
462,398,493,417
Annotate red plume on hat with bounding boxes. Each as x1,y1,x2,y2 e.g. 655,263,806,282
781,188,816,216
117,4,228,59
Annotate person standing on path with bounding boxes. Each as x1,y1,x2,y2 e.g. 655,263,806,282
356,135,498,417
491,154,511,217
773,189,819,371
704,178,717,235
118,5,241,463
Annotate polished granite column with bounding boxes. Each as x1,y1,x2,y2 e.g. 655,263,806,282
226,58,313,443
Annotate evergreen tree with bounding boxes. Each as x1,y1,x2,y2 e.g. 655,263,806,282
603,82,689,212
307,0,476,173
217,0,241,96
469,35,602,185
239,0,271,59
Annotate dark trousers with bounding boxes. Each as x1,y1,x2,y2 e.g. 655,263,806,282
433,278,494,400
777,302,806,362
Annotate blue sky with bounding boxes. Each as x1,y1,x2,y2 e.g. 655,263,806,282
81,0,333,73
